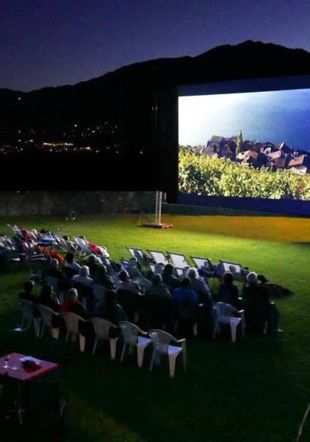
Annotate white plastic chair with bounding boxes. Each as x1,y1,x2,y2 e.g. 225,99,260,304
74,237,91,256
149,329,186,378
18,300,40,337
37,304,61,339
167,252,191,270
213,302,245,343
91,317,119,359
147,250,170,266
63,312,87,352
119,321,151,367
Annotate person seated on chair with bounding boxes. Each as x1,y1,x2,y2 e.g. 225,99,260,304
86,254,101,278
187,268,212,305
44,258,70,291
172,277,199,337
142,274,172,330
38,284,60,312
218,272,240,308
72,265,93,287
242,272,281,334
64,252,81,275
128,264,152,293
19,280,38,303
93,264,115,290
99,290,127,327
116,270,142,294
61,288,90,319
162,264,181,291
145,273,172,299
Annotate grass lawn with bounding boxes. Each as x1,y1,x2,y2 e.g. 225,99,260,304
0,213,309,442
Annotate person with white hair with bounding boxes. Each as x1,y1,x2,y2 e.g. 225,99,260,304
61,287,89,319
242,272,281,334
187,267,212,304
72,265,93,287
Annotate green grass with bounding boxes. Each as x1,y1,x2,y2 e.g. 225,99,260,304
0,213,310,442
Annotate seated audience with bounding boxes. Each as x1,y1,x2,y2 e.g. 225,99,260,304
93,265,115,290
38,284,60,312
86,254,101,278
242,272,281,334
145,273,172,299
162,264,181,291
142,274,172,330
116,270,142,294
19,280,37,303
187,268,212,305
64,252,81,274
44,257,70,291
218,272,240,308
61,288,89,319
172,277,199,337
100,290,127,326
72,265,93,287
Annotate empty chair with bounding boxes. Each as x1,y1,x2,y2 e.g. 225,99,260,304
167,252,191,273
91,317,119,359
37,304,61,339
63,312,87,352
119,321,151,367
147,250,170,266
18,299,40,336
213,302,245,343
149,329,186,378
128,247,146,264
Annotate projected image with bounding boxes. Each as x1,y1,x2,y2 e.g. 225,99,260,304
178,89,310,200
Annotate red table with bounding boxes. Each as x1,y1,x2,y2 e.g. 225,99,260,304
0,353,59,381
0,353,59,424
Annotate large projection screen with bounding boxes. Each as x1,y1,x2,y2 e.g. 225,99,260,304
177,76,310,215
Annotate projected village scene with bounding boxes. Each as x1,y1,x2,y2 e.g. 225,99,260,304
178,89,310,200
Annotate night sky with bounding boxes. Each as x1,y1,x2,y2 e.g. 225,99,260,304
1,0,310,92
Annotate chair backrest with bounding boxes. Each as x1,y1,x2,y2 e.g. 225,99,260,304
149,329,177,354
167,253,190,269
216,261,244,281
63,312,85,334
91,317,115,339
147,250,170,266
38,304,58,327
75,237,90,254
214,302,237,318
19,299,35,320
128,248,145,264
119,321,142,345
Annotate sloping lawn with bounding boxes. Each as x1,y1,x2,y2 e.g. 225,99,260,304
0,214,309,442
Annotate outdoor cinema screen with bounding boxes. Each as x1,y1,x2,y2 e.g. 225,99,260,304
178,79,310,205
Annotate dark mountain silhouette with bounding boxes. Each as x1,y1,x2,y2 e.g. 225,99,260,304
1,40,310,129
1,40,310,191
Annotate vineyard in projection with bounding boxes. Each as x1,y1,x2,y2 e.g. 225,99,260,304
178,147,310,200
